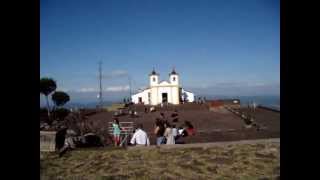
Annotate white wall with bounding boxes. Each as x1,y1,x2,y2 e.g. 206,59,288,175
169,74,179,85
182,89,195,102
131,89,151,105
158,86,173,104
131,72,194,105
149,75,159,87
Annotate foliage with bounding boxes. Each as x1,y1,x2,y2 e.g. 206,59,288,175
52,91,70,107
40,78,57,96
40,77,57,119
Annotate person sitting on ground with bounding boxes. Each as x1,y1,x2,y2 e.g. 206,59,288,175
185,121,196,136
150,106,156,112
172,110,179,123
175,126,186,144
172,117,179,123
58,128,79,157
59,132,104,157
130,123,150,146
112,118,121,146
172,124,178,141
171,110,178,118
154,118,165,146
178,126,184,136
159,112,167,122
177,126,188,137
129,110,137,118
164,122,175,145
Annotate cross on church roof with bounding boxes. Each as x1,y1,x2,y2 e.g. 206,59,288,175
170,67,178,75
149,68,158,76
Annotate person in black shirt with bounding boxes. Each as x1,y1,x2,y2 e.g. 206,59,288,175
154,118,165,146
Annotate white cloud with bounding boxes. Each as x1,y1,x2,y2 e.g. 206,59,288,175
104,85,130,92
102,70,128,79
70,85,130,93
77,88,97,92
186,81,280,96
56,88,69,92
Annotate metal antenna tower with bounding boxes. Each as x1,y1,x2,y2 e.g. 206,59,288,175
128,75,132,99
98,61,103,108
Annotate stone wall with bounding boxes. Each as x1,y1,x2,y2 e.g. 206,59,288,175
40,131,57,152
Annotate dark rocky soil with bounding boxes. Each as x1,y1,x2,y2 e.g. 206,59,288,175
84,103,280,145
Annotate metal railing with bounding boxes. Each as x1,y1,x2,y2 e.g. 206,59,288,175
108,122,135,146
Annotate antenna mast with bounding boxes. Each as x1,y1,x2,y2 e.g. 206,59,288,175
98,61,103,108
128,75,132,102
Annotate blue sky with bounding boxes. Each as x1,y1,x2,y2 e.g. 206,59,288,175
40,0,279,104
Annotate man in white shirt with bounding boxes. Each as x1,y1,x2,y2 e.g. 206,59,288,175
130,124,150,146
253,102,257,112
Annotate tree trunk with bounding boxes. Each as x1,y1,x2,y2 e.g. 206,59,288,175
46,95,51,118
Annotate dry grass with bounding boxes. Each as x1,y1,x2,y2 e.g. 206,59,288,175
41,142,280,180
104,104,125,112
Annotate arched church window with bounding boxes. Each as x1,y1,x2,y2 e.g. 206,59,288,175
173,77,176,81
153,77,156,82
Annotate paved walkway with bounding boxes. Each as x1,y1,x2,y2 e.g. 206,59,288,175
127,138,280,150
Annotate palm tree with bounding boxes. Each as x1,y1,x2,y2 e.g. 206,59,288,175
40,77,57,118
51,91,70,121
52,91,70,107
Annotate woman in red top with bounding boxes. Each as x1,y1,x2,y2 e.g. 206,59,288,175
185,121,195,136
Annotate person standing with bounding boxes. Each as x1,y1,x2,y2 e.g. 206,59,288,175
112,118,121,146
253,101,257,112
154,118,165,146
164,122,175,145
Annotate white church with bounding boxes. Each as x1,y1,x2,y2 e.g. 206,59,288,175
131,68,194,105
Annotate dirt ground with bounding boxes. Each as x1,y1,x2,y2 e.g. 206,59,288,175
85,103,280,145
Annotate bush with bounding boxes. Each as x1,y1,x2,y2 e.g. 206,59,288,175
53,108,70,121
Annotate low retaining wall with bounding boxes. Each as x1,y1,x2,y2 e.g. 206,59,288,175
128,138,280,150
40,131,57,152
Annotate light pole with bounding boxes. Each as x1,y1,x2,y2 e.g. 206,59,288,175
128,75,132,102
98,61,103,109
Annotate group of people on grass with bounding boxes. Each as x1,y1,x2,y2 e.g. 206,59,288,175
154,117,195,145
111,111,196,147
57,110,195,157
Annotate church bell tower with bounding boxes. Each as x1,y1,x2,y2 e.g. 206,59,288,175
169,67,179,86
149,68,159,87
169,67,180,104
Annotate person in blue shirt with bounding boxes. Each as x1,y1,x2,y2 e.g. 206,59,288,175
112,118,121,146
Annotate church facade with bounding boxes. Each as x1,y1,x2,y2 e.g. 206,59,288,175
131,69,194,105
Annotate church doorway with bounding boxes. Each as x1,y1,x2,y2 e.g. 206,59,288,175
162,93,168,103
138,97,142,103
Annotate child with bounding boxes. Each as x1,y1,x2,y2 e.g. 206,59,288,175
112,118,121,146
